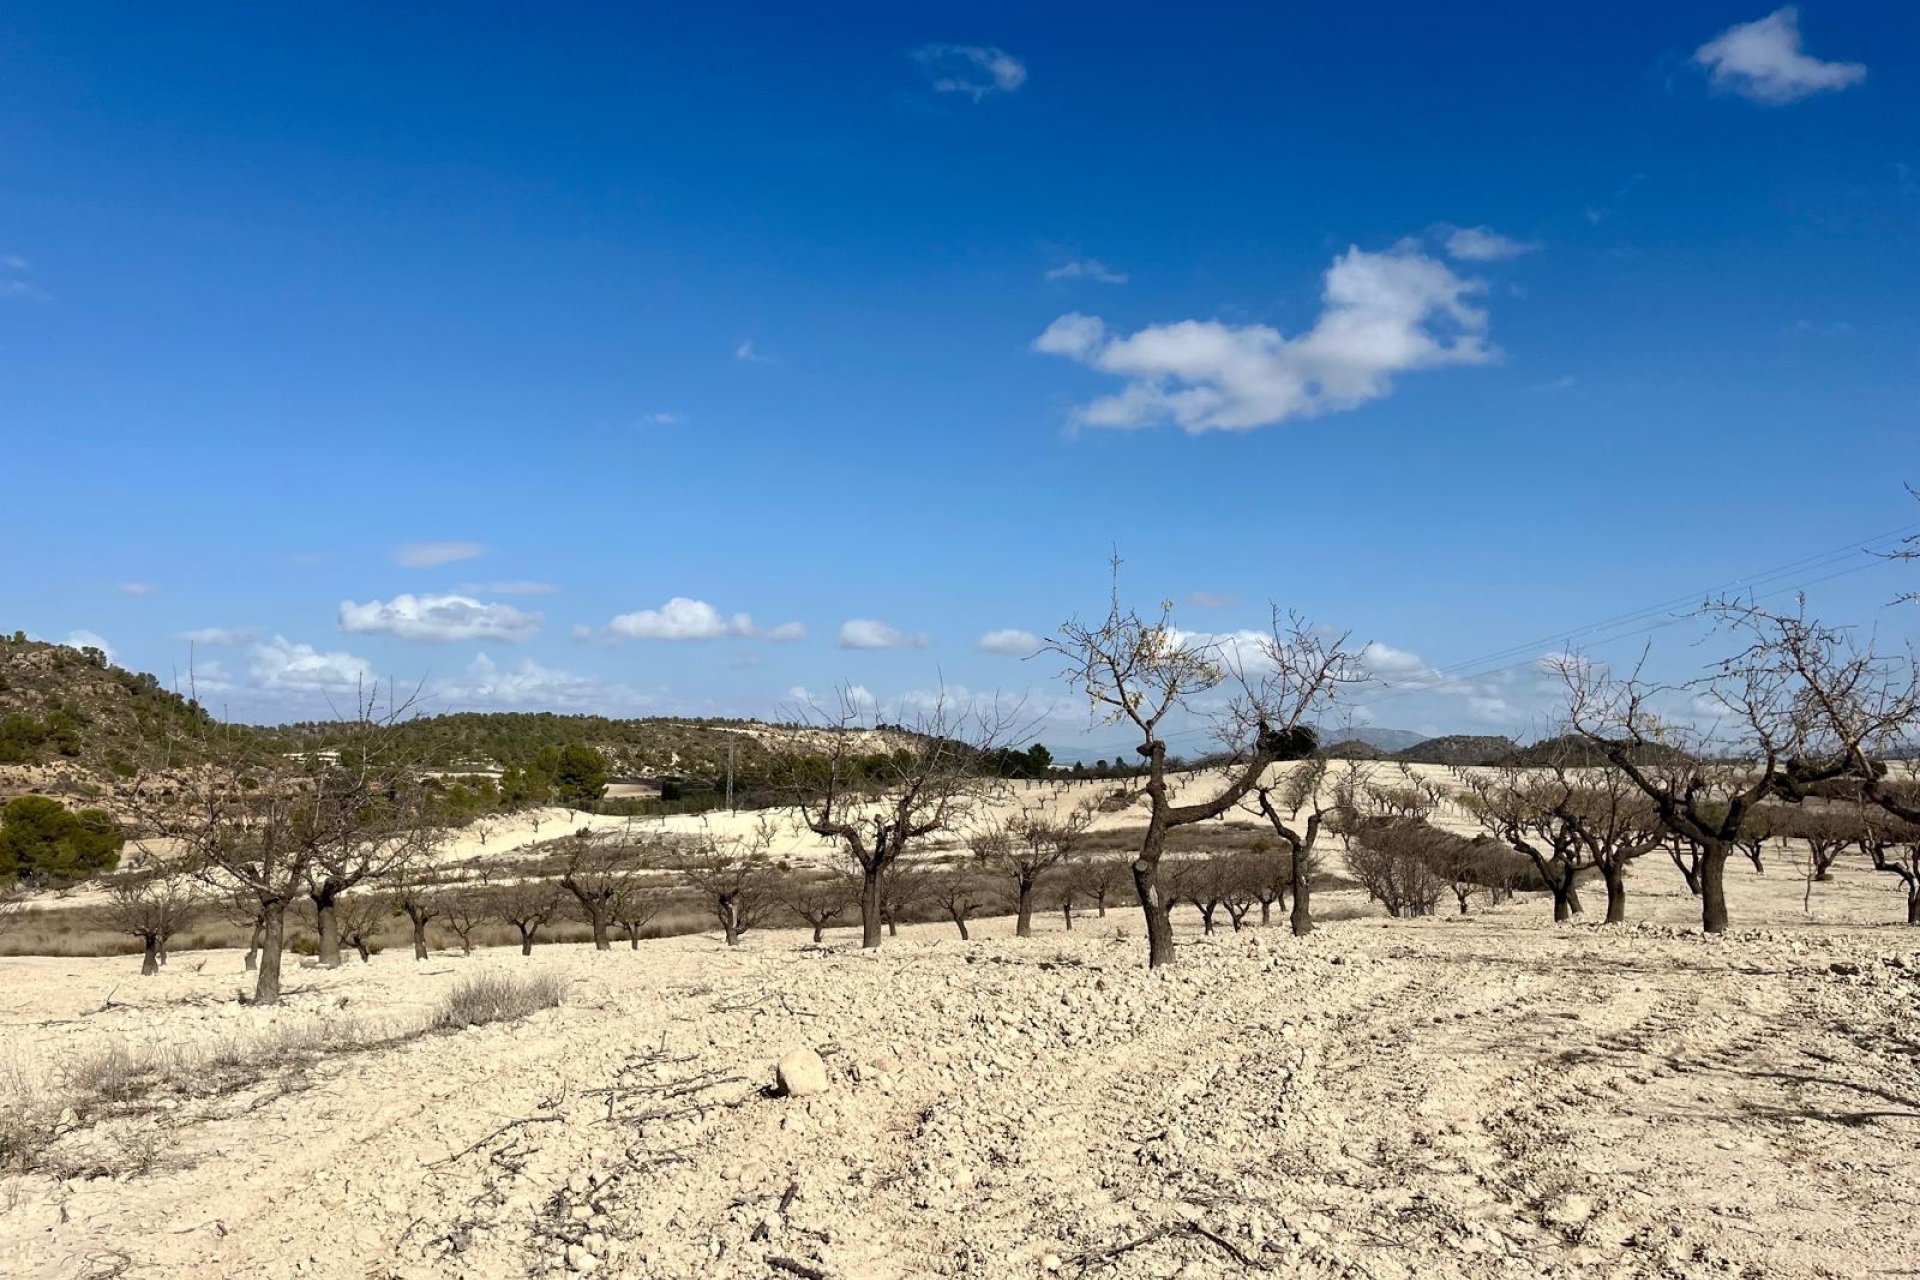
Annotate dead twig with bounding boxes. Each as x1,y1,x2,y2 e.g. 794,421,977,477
424,1114,564,1168
768,1257,830,1279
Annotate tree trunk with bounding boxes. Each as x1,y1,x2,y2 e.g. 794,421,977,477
412,917,430,961
1259,901,1271,925
354,938,370,963
244,919,262,972
1671,847,1703,896
860,870,883,949
1813,847,1835,881
951,910,970,941
1095,896,1107,918
811,923,825,943
1907,883,1919,926
254,903,287,1006
1015,881,1034,938
1700,846,1730,934
1290,849,1313,937
591,912,611,952
628,931,640,950
141,935,159,976
1199,903,1217,935
1132,860,1175,969
1062,902,1073,931
1603,864,1627,925
312,887,343,968
519,927,535,956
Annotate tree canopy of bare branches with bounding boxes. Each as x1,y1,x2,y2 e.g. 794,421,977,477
782,690,1020,949
1050,577,1363,967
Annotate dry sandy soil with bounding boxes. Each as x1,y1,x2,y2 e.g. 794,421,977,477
3,844,1918,1280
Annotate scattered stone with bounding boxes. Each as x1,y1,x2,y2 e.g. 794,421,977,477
778,1048,831,1097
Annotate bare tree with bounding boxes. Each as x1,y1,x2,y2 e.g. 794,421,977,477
1856,806,1920,925
334,891,386,963
1776,805,1856,882
1246,757,1342,937
495,878,561,956
140,689,441,1004
682,821,776,946
877,856,934,938
439,878,491,955
1048,579,1362,967
1345,821,1449,918
97,870,199,976
1072,854,1127,919
392,868,444,960
1559,601,1877,934
609,877,661,949
783,690,1018,949
928,863,995,940
777,869,858,943
556,832,646,951
972,800,1094,938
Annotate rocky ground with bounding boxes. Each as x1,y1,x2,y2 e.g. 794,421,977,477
3,857,1917,1280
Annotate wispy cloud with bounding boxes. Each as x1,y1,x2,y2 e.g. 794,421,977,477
977,628,1042,656
433,653,648,711
1187,592,1237,609
735,339,776,364
1443,226,1539,262
116,582,158,598
179,627,257,647
338,593,542,643
460,580,560,596
910,44,1027,102
1695,7,1865,104
65,630,113,660
392,540,487,568
839,618,930,650
1045,258,1128,285
645,411,682,426
1034,242,1496,433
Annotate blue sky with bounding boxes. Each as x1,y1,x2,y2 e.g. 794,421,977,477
2,3,1915,751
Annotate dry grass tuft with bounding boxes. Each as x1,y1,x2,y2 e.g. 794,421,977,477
432,972,566,1030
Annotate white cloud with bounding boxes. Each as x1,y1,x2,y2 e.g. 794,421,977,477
838,618,930,650
607,597,753,641
1034,243,1495,433
761,621,807,643
461,580,559,596
911,44,1027,101
735,339,775,364
65,630,113,661
1045,259,1128,285
338,593,542,643
179,627,256,646
1187,591,1236,609
788,684,876,710
433,654,644,711
392,540,487,568
249,636,375,692
1695,7,1865,104
1443,226,1539,262
1359,641,1432,679
978,628,1042,656
645,411,682,426
116,582,158,598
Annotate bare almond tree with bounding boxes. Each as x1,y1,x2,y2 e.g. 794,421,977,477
1048,579,1362,968
556,831,646,951
682,821,776,946
777,869,859,943
928,863,995,940
972,799,1094,938
1558,599,1880,934
439,877,491,955
97,869,199,976
495,878,561,955
1857,806,1920,925
136,689,435,1006
334,891,386,963
783,690,1018,949
609,877,661,949
1246,757,1342,937
392,868,445,960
